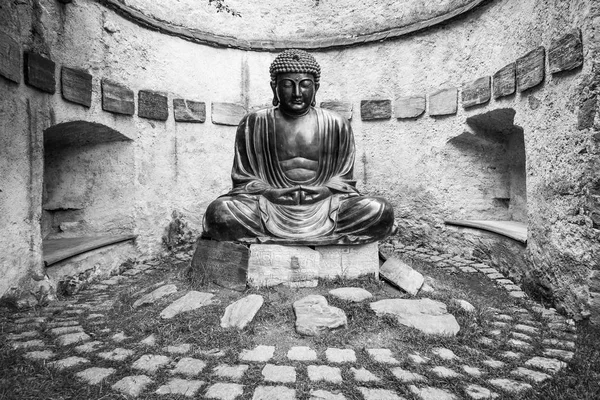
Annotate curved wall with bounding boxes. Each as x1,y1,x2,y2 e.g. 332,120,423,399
1,0,598,319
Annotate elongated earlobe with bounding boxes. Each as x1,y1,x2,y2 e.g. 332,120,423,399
273,97,279,106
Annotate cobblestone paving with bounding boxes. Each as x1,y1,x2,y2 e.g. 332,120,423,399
2,245,579,399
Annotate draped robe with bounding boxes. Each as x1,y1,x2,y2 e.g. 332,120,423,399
203,107,394,245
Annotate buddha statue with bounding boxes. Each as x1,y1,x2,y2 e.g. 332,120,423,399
203,49,394,245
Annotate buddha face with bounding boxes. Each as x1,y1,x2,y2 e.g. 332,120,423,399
271,72,319,116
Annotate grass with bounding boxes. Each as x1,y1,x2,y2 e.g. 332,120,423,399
1,251,599,399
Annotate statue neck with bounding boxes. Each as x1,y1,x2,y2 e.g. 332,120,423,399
278,106,313,119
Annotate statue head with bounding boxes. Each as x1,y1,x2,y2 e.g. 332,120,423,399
269,49,321,116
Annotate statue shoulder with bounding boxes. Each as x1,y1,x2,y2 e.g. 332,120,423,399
315,107,352,129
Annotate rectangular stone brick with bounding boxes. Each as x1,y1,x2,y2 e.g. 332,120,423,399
102,79,134,115
317,242,379,279
0,31,20,83
493,63,516,99
61,67,92,107
516,47,545,92
462,76,491,108
320,101,353,120
549,29,583,74
138,90,168,121
173,99,206,122
189,239,248,289
395,95,425,119
212,102,246,126
429,87,457,116
24,52,55,93
247,245,320,287
360,100,392,120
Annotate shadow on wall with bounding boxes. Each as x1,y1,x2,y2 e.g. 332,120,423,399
447,108,527,223
42,121,135,239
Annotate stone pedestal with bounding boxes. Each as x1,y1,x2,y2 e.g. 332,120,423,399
247,242,379,288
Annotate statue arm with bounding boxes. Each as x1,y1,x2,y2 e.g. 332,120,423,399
321,113,359,194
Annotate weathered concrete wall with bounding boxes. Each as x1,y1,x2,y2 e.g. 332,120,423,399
1,0,598,321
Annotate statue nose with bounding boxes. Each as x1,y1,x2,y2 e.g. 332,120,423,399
293,84,301,97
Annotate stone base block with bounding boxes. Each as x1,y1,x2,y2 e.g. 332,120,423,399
247,242,379,288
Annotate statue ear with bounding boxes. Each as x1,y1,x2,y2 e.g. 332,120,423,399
270,81,279,106
311,82,320,107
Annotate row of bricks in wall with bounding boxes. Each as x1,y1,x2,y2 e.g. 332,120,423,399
0,28,583,125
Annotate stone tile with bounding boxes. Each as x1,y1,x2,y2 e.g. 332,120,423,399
12,339,45,349
453,299,475,312
488,378,532,393
488,329,502,337
395,95,426,119
293,295,347,336
328,287,372,302
287,346,317,361
360,99,392,120
112,375,153,398
408,353,430,364
50,356,90,370
132,354,171,373
409,385,457,400
138,90,168,121
307,365,342,383
500,351,522,360
542,338,575,349
429,87,458,116
325,348,356,363
214,364,249,380
50,325,84,336
133,284,178,308
391,367,426,383
24,350,55,360
140,334,157,346
240,345,275,362
111,331,131,343
7,331,39,340
462,76,491,108
483,359,505,369
367,348,400,364
0,31,21,83
198,348,226,357
252,385,295,400
309,389,346,400
493,63,516,98
490,321,508,329
55,332,91,346
61,67,92,107
465,384,498,399
171,357,207,376
516,47,545,92
320,100,353,120
549,29,583,74
76,367,116,385
509,290,527,298
512,367,551,383
432,347,459,360
379,258,424,295
155,378,204,397
24,52,55,93
462,365,483,377
350,367,380,382
98,347,135,361
513,324,539,334
221,294,264,329
172,97,208,125
359,387,405,400
543,348,574,361
75,341,103,353
205,382,244,400
261,364,296,383
160,291,215,319
431,366,461,378
511,331,533,341
494,314,513,322
507,338,532,350
248,244,320,287
212,102,246,126
87,313,104,320
101,79,134,115
164,343,192,354
525,356,567,373
478,337,495,346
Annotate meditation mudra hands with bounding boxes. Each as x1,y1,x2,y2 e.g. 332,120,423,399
263,186,332,205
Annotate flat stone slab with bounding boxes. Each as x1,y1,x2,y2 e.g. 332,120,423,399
453,299,475,312
50,356,89,370
318,242,379,279
379,258,424,295
429,87,457,116
163,343,192,354
172,357,207,376
465,385,498,400
24,52,55,93
11,340,45,349
360,99,392,120
325,348,356,363
212,102,246,126
214,364,249,380
409,385,457,400
310,389,347,400
512,367,551,383
488,378,532,393
98,347,135,361
190,239,249,290
57,332,91,346
155,378,204,397
431,366,461,378
525,356,567,373
133,284,178,308
328,287,373,302
294,295,347,336
61,67,92,107
24,350,55,360
132,354,171,373
205,382,244,400
352,367,381,382
248,244,319,287
101,79,134,115
160,291,214,319
549,29,583,74
370,298,460,336
516,47,545,92
76,367,115,385
367,348,400,364
138,90,168,121
112,375,153,397
395,95,426,119
390,367,426,383
252,385,296,400
261,364,296,383
307,365,342,383
359,387,405,400
173,99,206,122
240,345,275,362
320,100,353,120
0,31,21,83
221,294,264,329
462,76,491,108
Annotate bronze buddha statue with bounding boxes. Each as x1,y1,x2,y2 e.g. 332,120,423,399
203,49,394,245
